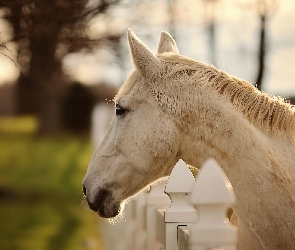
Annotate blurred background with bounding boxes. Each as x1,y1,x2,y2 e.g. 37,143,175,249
0,0,294,249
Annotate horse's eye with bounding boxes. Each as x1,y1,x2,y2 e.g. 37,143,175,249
116,104,128,116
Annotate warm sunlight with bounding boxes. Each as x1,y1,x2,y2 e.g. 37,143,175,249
0,53,19,83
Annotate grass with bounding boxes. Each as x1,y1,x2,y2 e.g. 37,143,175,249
0,116,103,250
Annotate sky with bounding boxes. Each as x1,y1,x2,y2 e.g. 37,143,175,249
0,0,294,96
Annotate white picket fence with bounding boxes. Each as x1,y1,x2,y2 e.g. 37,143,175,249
91,103,237,250
99,159,237,250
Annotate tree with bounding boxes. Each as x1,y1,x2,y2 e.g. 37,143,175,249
255,0,278,90
0,0,122,134
234,0,279,90
202,0,219,66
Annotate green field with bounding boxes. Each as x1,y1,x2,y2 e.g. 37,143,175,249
0,116,103,250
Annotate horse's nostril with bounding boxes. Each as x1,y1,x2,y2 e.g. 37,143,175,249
82,184,87,196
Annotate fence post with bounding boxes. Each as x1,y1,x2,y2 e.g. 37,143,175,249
146,178,171,250
121,199,137,250
189,158,237,250
134,191,148,250
165,159,197,250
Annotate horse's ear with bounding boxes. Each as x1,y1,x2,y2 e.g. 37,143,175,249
127,29,160,75
157,31,179,54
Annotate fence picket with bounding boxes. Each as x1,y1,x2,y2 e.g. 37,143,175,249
134,192,147,250
178,226,190,250
164,160,197,250
97,158,237,250
189,158,237,250
146,179,171,250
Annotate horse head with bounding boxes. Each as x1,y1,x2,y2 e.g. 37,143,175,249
82,30,185,218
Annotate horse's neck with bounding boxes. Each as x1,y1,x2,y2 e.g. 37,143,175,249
179,94,268,167
180,94,295,195
176,87,295,172
179,95,295,249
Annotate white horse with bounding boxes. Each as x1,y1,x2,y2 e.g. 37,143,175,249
83,29,295,250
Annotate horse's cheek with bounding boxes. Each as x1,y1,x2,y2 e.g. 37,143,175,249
150,123,179,159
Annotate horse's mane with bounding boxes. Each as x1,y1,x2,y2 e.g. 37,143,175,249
158,52,295,140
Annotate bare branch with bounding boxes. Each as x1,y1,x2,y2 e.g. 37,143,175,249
0,44,23,74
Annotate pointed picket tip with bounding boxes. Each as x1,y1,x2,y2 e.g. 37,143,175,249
190,158,236,205
165,159,195,193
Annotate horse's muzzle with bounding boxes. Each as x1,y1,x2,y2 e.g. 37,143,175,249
83,184,120,218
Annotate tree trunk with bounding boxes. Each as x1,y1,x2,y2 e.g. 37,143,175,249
29,34,64,135
208,19,216,66
9,2,66,135
255,14,266,91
